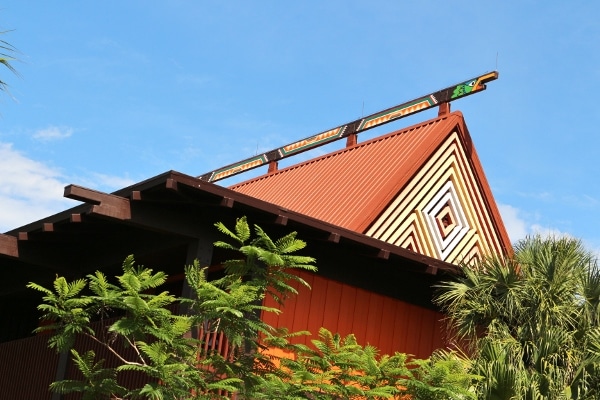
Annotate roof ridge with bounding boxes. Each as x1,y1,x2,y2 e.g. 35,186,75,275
230,111,464,188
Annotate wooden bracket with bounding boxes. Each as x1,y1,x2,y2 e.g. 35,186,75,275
166,179,178,191
345,133,357,147
438,102,451,116
220,197,234,208
426,265,438,275
64,185,131,220
275,215,288,226
268,161,278,174
377,249,390,260
328,232,341,243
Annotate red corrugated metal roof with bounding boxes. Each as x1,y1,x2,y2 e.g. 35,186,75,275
230,112,467,233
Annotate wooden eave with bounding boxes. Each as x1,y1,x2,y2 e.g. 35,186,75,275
0,170,455,298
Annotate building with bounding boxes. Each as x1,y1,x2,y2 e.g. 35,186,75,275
0,75,510,398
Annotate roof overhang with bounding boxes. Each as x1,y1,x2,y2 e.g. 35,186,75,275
0,170,456,298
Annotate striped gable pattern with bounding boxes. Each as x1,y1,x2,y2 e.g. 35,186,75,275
365,131,505,263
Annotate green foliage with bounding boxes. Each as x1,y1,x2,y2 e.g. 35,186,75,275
0,30,18,94
250,328,478,400
31,217,475,399
214,216,317,304
251,327,409,399
49,350,126,399
406,350,478,400
435,235,600,399
27,277,94,350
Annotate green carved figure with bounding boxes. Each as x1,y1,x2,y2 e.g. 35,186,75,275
451,79,477,99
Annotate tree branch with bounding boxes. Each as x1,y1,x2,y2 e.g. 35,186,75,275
82,332,145,367
124,336,147,366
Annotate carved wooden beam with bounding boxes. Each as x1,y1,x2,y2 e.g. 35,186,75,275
64,185,131,220
200,71,498,182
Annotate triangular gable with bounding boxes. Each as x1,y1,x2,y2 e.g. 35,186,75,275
231,111,511,263
365,126,508,263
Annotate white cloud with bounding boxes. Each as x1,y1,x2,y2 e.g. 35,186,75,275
498,203,574,244
530,224,572,239
498,203,600,260
76,172,136,191
497,203,529,243
0,143,137,233
32,126,74,141
0,143,74,231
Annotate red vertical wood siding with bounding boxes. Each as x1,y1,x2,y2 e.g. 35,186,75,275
261,271,446,358
322,280,343,334
336,284,358,337
0,334,58,399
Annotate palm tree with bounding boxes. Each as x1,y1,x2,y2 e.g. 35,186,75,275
0,30,18,94
435,235,600,399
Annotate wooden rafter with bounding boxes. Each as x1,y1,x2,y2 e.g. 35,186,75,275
64,185,131,220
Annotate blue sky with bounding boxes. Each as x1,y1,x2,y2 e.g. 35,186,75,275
0,2,599,254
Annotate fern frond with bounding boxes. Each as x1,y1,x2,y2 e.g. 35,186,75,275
235,216,251,242
214,219,243,244
26,282,54,296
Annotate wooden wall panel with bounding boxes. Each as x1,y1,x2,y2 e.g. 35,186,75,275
364,293,385,347
404,305,424,357
350,288,371,342
290,273,313,335
392,300,410,352
336,284,358,337
321,280,343,335
0,334,58,399
261,271,446,358
377,297,398,353
305,276,328,338
417,310,436,359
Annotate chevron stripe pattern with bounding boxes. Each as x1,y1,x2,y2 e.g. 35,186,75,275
279,127,345,156
210,155,269,181
358,96,437,131
366,131,502,264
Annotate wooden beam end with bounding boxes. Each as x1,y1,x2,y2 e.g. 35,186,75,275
328,232,340,243
220,197,234,208
166,179,178,191
378,249,390,260
0,234,18,258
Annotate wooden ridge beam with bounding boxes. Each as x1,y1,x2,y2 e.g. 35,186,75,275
64,184,131,220
199,71,498,182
